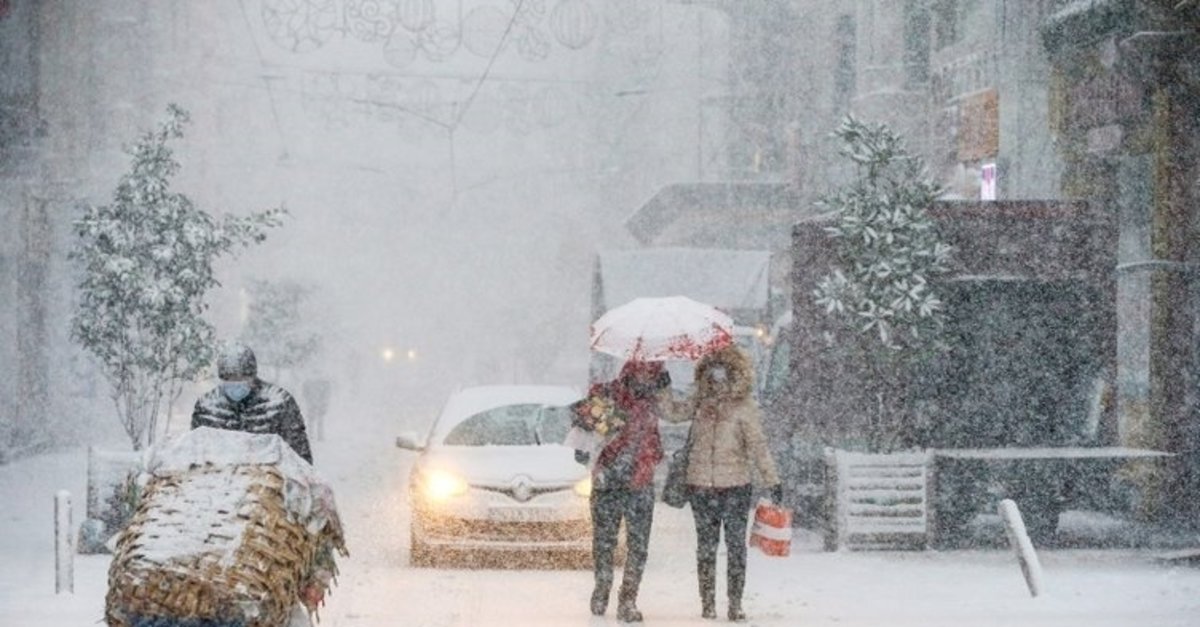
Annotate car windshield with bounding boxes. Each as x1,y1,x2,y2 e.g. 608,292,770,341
441,403,573,447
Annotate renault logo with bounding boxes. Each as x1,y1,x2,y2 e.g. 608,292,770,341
511,475,533,502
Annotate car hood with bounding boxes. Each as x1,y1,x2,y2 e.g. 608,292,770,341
418,445,587,488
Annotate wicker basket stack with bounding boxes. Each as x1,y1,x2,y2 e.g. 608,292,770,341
105,462,346,627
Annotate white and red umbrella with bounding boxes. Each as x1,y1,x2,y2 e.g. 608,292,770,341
589,295,734,362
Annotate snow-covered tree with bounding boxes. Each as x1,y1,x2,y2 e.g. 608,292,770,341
813,115,953,451
70,104,285,450
240,278,321,381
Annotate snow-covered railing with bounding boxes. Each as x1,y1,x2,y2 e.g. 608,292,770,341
928,446,1174,546
825,449,932,551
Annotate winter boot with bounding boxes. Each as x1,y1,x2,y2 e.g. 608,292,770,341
728,564,746,621
616,600,643,623
616,586,643,623
590,583,610,616
727,599,746,622
698,560,717,619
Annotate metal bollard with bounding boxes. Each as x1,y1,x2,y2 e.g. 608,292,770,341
998,498,1043,597
55,490,74,594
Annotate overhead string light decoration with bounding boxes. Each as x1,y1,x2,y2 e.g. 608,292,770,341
253,0,664,142
260,0,608,66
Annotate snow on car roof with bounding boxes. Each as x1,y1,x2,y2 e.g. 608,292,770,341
430,384,582,440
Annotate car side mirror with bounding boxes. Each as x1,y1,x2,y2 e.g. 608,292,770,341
395,431,425,452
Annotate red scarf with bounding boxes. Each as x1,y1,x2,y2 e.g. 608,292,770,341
594,380,664,489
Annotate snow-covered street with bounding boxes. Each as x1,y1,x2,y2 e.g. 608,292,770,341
2,398,1199,627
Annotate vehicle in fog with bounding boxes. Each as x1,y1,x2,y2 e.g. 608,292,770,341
395,385,592,566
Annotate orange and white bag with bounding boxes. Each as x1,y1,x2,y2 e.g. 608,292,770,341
749,498,792,557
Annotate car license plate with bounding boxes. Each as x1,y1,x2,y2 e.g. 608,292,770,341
488,507,551,523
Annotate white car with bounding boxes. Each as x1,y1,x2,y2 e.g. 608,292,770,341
396,385,593,566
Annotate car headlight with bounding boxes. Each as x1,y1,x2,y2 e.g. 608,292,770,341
574,476,592,497
419,469,469,501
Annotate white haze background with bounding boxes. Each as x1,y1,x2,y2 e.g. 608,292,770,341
28,2,734,440
167,1,732,417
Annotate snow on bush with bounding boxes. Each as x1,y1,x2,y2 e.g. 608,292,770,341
813,116,954,451
70,104,285,450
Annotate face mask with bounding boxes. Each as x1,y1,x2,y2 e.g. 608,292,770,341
709,366,728,383
221,381,252,402
628,371,665,398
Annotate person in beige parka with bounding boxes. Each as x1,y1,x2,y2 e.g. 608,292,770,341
683,344,781,622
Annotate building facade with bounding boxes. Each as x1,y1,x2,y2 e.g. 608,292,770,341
0,2,191,457
1041,0,1200,519
778,0,1200,521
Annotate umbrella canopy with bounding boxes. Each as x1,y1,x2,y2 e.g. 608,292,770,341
589,295,735,362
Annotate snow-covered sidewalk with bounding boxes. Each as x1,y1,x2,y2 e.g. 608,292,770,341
3,410,1200,626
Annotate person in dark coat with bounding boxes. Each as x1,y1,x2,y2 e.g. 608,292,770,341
578,359,670,623
191,343,313,464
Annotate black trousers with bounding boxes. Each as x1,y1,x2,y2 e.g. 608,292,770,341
590,485,655,604
689,484,753,604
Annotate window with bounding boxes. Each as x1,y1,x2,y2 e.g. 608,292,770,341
442,404,573,446
535,405,574,445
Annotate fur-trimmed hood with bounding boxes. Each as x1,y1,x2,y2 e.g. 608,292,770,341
693,345,754,403
684,344,779,489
